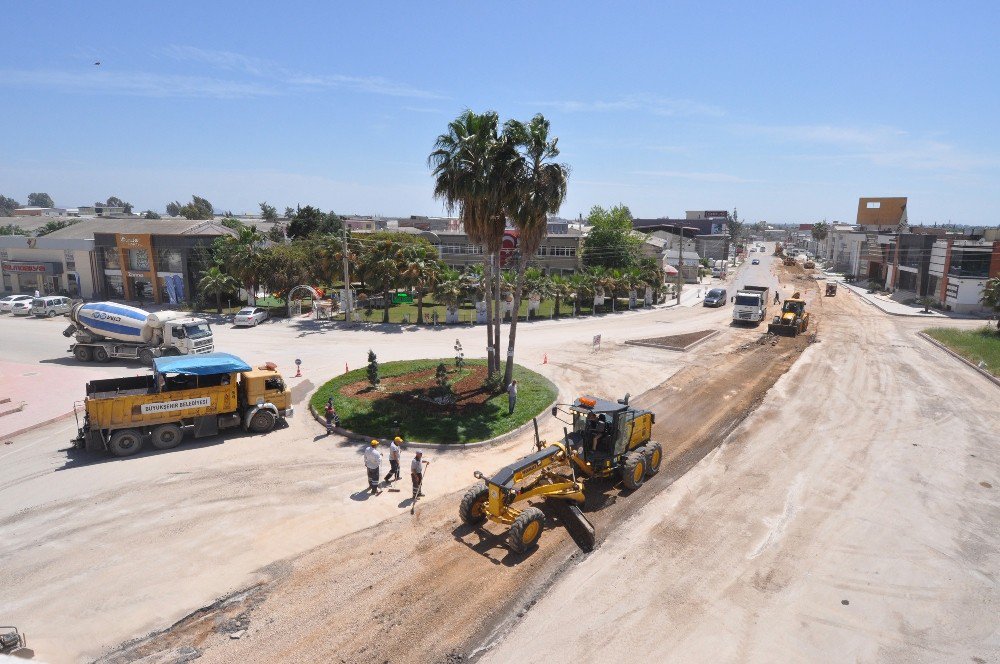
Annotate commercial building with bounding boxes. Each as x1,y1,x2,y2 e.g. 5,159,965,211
929,237,1000,313
12,207,68,217
1,218,235,304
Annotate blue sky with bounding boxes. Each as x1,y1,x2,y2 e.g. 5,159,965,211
2,1,998,224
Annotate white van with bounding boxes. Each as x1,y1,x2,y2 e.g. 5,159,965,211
30,296,72,318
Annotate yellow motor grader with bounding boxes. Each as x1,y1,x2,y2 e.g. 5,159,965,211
459,394,661,554
768,292,810,336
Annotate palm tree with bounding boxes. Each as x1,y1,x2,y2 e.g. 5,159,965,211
359,236,404,323
549,274,574,318
434,268,465,322
501,114,569,386
429,110,518,374
638,257,664,305
399,244,444,323
198,266,239,314
218,225,266,304
569,273,592,316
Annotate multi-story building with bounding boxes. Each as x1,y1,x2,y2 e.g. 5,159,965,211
928,237,1000,313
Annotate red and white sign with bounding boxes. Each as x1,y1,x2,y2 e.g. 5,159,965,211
2,261,49,273
499,230,519,268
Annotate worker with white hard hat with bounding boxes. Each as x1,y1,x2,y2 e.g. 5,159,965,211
364,440,383,495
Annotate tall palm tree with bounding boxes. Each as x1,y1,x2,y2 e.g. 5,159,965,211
549,274,573,318
218,225,266,304
359,236,403,323
198,266,239,314
429,110,518,374
501,114,569,385
434,268,465,319
399,243,444,323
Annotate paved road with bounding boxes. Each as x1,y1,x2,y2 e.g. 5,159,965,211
483,268,1000,663
0,263,758,662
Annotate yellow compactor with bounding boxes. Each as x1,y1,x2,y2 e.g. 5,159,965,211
460,394,661,554
768,292,810,336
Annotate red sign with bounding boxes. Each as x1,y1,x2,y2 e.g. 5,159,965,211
2,261,48,273
499,229,520,267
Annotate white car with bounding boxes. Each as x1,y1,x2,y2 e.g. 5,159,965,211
10,300,33,316
234,306,269,327
0,294,34,313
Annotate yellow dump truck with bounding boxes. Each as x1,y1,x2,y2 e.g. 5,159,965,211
73,352,293,457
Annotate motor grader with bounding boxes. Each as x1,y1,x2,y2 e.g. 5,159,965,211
459,394,661,554
768,292,810,336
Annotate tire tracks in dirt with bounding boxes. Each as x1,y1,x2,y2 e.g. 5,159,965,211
98,324,809,664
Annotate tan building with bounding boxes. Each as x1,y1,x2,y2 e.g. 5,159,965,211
857,197,908,228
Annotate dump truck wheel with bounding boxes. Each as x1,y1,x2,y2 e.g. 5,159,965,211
109,429,143,457
73,345,93,362
151,424,183,450
459,481,489,526
139,349,155,366
645,442,663,476
622,451,646,490
508,507,544,554
248,409,276,433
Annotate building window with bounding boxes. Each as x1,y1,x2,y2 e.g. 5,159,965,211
156,248,184,273
128,249,150,271
105,274,125,298
103,247,121,269
550,246,577,257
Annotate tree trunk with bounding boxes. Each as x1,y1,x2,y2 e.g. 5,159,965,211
216,291,222,314
383,286,390,323
554,294,561,318
503,256,528,387
493,257,502,374
483,255,495,373
417,291,424,324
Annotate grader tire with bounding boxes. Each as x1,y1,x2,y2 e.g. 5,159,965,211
109,429,143,457
151,424,183,450
645,442,663,476
508,507,545,554
622,451,646,490
459,481,489,526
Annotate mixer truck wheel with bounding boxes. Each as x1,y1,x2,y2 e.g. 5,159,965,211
248,409,276,434
93,347,111,363
139,349,155,366
109,429,143,457
73,346,93,362
151,424,183,450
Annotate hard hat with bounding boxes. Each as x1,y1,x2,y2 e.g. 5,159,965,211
370,439,379,447
414,449,423,456
393,436,403,443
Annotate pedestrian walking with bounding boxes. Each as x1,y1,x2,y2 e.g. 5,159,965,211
364,440,382,495
384,436,402,482
411,450,429,499
324,399,339,434
507,379,518,415
774,291,780,304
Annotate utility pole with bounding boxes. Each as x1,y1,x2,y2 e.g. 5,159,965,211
675,230,683,305
341,225,352,323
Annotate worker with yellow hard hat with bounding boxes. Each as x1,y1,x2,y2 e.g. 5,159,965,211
364,439,383,495
384,435,403,484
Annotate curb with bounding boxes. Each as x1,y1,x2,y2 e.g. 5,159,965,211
837,283,948,319
624,329,721,353
1,409,76,441
308,398,559,450
916,332,1000,388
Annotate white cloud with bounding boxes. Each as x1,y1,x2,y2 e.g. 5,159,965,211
533,95,724,118
0,68,278,99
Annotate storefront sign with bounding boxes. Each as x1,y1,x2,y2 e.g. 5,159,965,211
118,234,144,247
127,271,150,279
1,261,62,274
141,397,211,414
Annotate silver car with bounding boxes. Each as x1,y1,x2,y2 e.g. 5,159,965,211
233,306,269,327
0,294,34,313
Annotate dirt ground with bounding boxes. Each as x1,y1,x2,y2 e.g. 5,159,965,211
624,328,717,350
98,317,810,663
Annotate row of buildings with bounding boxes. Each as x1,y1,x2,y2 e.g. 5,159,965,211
813,198,1000,314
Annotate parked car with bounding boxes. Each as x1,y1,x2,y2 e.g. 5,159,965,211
234,306,269,327
31,296,72,318
703,288,727,307
10,300,33,316
0,294,34,313
752,258,761,265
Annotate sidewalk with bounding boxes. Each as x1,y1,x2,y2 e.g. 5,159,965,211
831,278,948,318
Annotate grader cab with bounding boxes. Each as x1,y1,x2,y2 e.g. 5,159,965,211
768,292,810,336
459,395,661,554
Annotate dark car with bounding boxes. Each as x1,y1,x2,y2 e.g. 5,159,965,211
703,288,727,307
751,258,760,265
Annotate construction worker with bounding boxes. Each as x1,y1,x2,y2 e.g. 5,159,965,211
384,436,403,482
507,379,518,415
324,399,339,434
364,440,382,495
774,291,780,305
411,450,429,499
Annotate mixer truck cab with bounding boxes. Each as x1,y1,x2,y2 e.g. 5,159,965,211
73,352,293,457
65,301,214,364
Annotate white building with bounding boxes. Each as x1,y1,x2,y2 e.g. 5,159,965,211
0,235,97,298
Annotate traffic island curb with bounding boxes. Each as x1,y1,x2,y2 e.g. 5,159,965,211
917,332,1000,388
308,398,559,450
1,410,76,442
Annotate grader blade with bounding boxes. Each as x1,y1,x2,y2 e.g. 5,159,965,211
555,501,596,552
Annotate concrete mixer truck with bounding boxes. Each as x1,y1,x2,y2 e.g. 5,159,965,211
63,302,215,365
